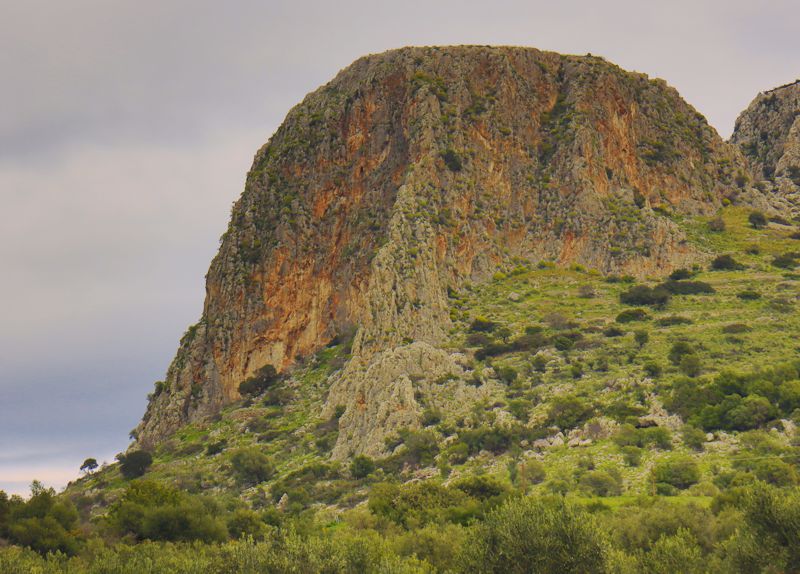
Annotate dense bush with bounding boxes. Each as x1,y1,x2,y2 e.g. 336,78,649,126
441,148,463,172
658,280,715,295
546,395,594,430
669,268,695,280
614,424,672,450
772,253,799,269
616,308,650,323
350,455,376,479
736,289,761,300
229,447,275,485
108,480,227,543
579,470,622,496
620,285,670,307
668,341,696,365
0,482,80,555
238,364,281,397
461,497,608,573
711,254,743,270
655,315,693,326
469,317,497,332
116,450,153,479
748,211,767,229
652,457,700,490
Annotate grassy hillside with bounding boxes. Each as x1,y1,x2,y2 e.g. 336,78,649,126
5,206,800,572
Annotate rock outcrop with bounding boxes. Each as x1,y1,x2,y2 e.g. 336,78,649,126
732,80,800,213
136,46,755,451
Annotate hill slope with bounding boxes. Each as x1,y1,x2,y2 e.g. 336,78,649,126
136,46,764,456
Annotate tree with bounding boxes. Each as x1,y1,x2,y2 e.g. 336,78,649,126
116,450,153,479
80,458,98,475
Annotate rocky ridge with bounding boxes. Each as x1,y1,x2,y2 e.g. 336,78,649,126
732,79,800,214
136,45,779,457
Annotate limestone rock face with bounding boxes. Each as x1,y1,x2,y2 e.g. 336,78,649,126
136,46,752,449
731,80,800,213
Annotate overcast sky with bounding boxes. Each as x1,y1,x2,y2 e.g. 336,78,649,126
1,0,797,496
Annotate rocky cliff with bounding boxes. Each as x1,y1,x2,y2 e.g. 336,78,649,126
136,46,759,453
731,80,800,212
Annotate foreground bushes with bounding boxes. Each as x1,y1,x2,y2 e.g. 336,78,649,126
4,482,800,573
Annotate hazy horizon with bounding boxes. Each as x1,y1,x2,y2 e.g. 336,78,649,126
2,0,798,496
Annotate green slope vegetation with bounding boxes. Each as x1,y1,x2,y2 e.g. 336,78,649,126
5,206,800,572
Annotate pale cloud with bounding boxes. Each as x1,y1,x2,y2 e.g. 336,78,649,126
1,0,797,495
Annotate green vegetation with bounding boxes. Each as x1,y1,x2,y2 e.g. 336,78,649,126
116,450,152,479
6,207,800,571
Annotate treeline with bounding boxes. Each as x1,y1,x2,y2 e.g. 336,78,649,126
1,480,799,573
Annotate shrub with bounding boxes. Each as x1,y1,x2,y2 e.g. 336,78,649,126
748,211,767,229
441,148,463,172
725,483,800,572
722,323,751,334
421,408,442,426
679,354,703,377
708,216,726,232
518,460,547,487
461,497,608,573
350,455,376,479
230,447,275,485
658,280,715,295
682,426,706,451
634,329,650,347
401,429,440,466
737,289,761,300
469,317,497,332
531,354,549,373
547,395,594,430
656,315,692,326
644,361,662,378
616,308,650,323
474,341,512,360
116,450,153,479
621,446,643,466
108,481,226,543
772,253,798,269
669,268,695,280
510,332,548,352
508,399,531,422
652,457,700,489
620,285,670,307
579,470,622,496
465,332,492,347
238,364,280,397
2,483,80,555
711,254,742,270
668,341,696,365
496,366,518,384
206,440,227,456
